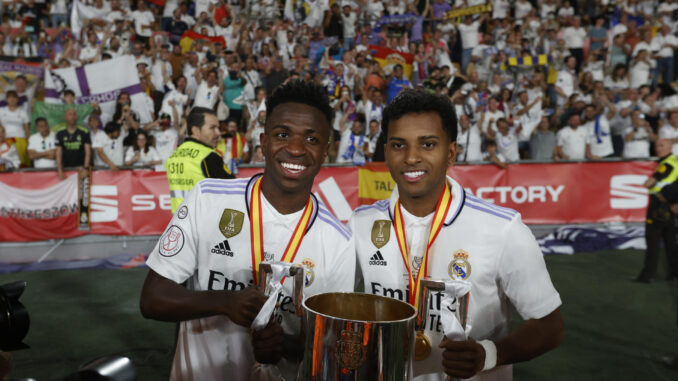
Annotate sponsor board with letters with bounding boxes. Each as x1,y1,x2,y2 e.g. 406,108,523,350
0,161,656,241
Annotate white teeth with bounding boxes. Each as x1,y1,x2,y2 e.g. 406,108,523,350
281,162,307,172
404,171,424,178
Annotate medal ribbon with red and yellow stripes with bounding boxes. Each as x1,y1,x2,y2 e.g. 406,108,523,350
393,184,452,307
249,176,314,286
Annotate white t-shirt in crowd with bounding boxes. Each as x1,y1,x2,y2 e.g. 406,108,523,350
653,33,678,58
0,106,29,139
659,125,678,156
630,59,654,88
513,0,532,19
457,21,480,49
349,177,561,381
131,10,155,37
193,81,220,109
93,131,126,167
151,128,179,169
584,115,614,158
556,125,588,160
562,26,587,49
496,128,520,162
146,176,355,381
125,146,161,167
27,131,57,168
555,70,576,106
492,0,510,19
457,125,483,162
622,125,652,158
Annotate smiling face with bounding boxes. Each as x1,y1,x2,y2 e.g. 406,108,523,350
385,112,456,206
261,102,330,195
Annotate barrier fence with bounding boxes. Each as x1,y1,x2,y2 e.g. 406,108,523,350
0,161,655,242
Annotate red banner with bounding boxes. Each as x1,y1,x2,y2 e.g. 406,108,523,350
0,161,656,242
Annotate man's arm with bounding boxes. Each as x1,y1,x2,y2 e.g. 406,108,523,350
84,143,91,168
139,269,266,325
56,145,65,179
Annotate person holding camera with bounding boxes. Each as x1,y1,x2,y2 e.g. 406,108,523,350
623,109,657,159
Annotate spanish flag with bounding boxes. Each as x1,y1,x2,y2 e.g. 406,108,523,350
179,30,227,54
369,45,414,81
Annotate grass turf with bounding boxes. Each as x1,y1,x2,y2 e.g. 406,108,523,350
3,249,678,380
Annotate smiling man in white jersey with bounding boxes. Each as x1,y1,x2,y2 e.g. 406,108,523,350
349,89,563,380
140,80,355,380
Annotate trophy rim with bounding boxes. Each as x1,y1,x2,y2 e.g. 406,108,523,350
303,292,417,324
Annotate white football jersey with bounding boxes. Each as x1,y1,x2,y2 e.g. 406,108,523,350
348,176,561,381
147,175,355,381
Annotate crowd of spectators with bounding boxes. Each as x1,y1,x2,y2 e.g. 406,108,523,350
0,0,678,173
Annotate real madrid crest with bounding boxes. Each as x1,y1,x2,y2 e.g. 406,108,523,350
301,258,315,287
371,220,391,248
448,249,471,280
219,209,244,238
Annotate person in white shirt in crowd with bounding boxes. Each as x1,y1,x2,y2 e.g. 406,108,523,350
492,0,510,20
623,109,657,159
555,113,587,161
514,91,542,143
632,28,660,58
456,114,483,162
151,113,181,171
630,49,655,89
125,130,162,168
0,90,30,167
561,17,587,72
131,0,155,44
364,89,386,126
341,4,357,51
93,122,127,171
555,56,578,108
488,117,521,162
79,29,101,65
513,0,533,21
194,68,222,110
455,14,488,75
151,44,174,93
337,116,368,165
0,125,20,171
652,24,678,87
161,76,190,127
479,96,504,137
604,64,630,102
583,96,616,160
659,111,678,156
557,0,575,19
27,117,57,169
484,138,508,168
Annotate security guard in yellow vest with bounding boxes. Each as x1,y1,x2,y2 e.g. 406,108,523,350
166,107,234,212
636,139,678,283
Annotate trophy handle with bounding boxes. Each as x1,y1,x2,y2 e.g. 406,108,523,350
258,262,305,316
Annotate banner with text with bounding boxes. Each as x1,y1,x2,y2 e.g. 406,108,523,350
0,161,656,242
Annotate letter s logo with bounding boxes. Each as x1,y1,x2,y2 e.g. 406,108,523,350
91,185,119,222
610,175,648,209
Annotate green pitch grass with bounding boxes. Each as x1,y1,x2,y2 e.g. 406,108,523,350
3,249,678,380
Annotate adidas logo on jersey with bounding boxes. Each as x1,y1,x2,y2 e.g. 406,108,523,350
211,240,234,257
369,251,387,266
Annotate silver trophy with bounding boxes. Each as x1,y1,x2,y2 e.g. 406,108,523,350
298,292,417,380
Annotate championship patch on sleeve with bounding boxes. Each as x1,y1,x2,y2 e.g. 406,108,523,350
159,225,185,257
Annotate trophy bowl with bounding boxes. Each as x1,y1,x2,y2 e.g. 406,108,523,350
298,292,417,381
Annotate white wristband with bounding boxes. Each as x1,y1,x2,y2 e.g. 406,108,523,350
478,339,497,371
